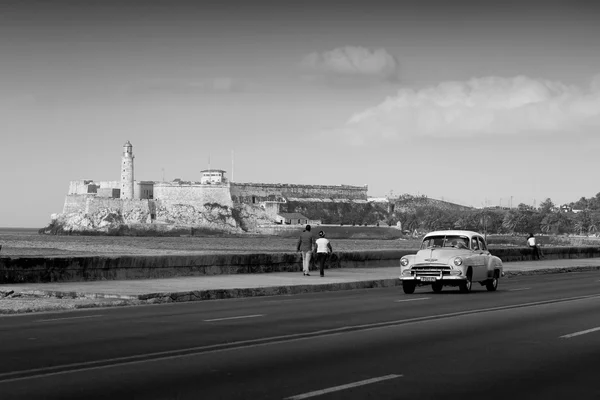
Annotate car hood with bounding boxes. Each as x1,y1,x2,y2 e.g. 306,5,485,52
414,248,471,265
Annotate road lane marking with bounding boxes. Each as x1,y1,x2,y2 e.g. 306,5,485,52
36,315,103,323
284,374,403,399
508,288,531,292
395,297,430,303
560,327,600,339
204,314,264,322
1,293,599,384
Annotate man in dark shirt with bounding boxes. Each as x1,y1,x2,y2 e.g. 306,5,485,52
296,225,314,276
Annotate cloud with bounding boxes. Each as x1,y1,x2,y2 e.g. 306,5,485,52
301,46,400,83
331,75,600,145
125,77,253,96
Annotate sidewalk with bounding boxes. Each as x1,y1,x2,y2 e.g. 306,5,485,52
2,258,600,305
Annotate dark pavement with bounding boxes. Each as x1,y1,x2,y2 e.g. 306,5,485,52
0,269,599,399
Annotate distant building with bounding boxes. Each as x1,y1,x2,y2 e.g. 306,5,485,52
200,169,227,185
276,213,308,225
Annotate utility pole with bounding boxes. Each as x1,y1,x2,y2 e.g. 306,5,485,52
231,150,234,182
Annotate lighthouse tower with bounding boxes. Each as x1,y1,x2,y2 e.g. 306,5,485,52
120,141,134,199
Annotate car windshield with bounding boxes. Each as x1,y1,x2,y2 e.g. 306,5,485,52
420,235,470,250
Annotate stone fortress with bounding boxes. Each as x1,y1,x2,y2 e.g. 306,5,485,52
58,141,371,233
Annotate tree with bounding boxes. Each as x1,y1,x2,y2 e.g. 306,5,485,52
538,198,555,214
517,203,535,212
574,211,592,235
572,197,589,211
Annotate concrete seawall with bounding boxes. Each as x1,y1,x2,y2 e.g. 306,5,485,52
1,246,600,284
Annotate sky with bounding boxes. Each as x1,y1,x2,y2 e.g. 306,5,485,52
2,0,600,227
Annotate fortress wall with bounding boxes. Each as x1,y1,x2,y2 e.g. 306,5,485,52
134,182,154,200
97,188,119,198
153,183,233,207
68,180,119,195
98,181,120,189
84,198,151,214
68,180,96,195
62,194,89,214
85,197,124,214
230,183,368,203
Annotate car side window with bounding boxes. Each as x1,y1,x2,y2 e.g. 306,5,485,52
478,237,487,251
471,238,479,250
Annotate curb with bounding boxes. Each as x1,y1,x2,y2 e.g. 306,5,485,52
504,265,600,277
137,278,401,303
2,265,600,315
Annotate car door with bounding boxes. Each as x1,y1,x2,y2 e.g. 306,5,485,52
469,236,486,281
477,236,493,279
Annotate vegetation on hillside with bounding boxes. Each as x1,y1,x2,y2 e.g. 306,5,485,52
289,194,600,236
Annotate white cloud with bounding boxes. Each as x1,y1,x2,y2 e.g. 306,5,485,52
126,77,253,96
301,46,400,82
332,75,600,145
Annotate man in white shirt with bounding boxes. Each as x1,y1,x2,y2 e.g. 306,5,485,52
527,233,541,260
315,231,333,277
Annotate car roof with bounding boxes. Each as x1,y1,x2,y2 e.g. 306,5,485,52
423,230,483,238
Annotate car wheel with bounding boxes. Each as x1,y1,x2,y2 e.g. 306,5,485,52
432,282,443,293
402,281,416,294
486,271,499,292
459,269,472,293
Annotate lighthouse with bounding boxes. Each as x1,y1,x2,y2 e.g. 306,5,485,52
120,141,134,199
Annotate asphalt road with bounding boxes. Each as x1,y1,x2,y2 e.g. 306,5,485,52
1,272,600,400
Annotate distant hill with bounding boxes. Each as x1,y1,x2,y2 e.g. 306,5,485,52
392,195,473,213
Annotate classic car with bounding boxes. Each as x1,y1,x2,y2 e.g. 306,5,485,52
399,230,503,294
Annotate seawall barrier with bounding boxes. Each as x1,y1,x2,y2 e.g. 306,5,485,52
1,246,600,283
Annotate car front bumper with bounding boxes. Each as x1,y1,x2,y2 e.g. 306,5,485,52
399,275,467,283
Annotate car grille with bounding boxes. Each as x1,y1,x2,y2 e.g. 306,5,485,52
412,265,452,277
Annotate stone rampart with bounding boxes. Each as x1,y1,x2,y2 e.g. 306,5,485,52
62,194,90,214
68,180,120,195
68,180,95,195
230,183,367,204
2,246,599,283
154,183,233,207
85,197,124,214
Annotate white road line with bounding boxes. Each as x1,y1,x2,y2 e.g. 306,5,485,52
36,315,103,323
284,374,402,400
560,327,600,339
204,314,264,322
395,297,430,303
508,288,531,292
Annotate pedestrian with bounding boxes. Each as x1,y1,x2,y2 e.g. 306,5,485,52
527,233,541,260
296,224,314,276
315,230,333,277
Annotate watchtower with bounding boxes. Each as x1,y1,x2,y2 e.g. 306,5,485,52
120,141,134,199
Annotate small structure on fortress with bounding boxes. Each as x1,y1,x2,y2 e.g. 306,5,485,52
57,141,371,233
200,169,227,185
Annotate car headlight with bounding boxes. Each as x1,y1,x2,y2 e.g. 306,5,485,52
400,258,409,267
453,257,463,266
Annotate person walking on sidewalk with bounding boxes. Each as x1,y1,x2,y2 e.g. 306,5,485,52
315,231,333,277
297,225,315,276
527,233,541,260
